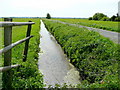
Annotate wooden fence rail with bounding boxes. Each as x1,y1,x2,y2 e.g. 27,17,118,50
0,35,33,55
0,18,35,88
0,22,35,27
0,64,20,72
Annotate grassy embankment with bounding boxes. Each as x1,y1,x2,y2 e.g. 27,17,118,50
43,19,119,88
53,19,119,32
0,18,44,88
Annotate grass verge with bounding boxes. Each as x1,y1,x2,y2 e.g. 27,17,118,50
53,19,119,32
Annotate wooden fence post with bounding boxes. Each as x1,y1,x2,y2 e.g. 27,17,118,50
2,18,12,88
23,21,32,62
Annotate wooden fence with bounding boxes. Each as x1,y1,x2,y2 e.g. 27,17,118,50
0,18,35,88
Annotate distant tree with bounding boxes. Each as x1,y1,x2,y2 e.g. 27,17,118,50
117,13,119,17
115,17,119,21
101,17,109,21
116,13,120,21
92,13,107,20
46,13,51,19
89,13,120,22
88,17,92,20
110,15,117,21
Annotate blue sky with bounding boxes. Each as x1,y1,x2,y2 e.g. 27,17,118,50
0,0,119,18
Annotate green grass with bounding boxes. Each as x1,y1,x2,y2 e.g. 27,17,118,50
43,19,119,88
0,18,3,21
0,18,3,48
0,18,3,89
0,18,44,88
53,19,119,32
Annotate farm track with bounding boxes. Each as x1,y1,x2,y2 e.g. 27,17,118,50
51,20,119,44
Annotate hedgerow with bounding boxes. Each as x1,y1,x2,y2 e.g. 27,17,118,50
43,20,119,88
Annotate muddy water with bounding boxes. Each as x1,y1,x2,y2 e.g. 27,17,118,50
38,20,81,87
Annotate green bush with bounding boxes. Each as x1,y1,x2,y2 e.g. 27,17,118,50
12,61,44,88
92,13,107,20
43,20,119,88
115,17,119,21
101,17,109,21
88,17,92,20
110,15,117,21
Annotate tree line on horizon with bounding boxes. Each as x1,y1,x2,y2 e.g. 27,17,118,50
88,13,119,21
46,12,119,22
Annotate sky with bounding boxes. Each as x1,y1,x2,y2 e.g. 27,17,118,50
0,0,119,18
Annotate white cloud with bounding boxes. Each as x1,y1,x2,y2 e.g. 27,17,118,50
10,0,78,9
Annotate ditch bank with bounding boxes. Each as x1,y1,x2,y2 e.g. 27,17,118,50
43,20,119,88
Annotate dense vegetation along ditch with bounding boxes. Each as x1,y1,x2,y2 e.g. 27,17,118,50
38,20,80,87
43,19,119,88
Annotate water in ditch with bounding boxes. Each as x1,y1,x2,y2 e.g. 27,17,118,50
38,20,81,87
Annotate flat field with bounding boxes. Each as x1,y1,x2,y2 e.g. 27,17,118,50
53,19,119,32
